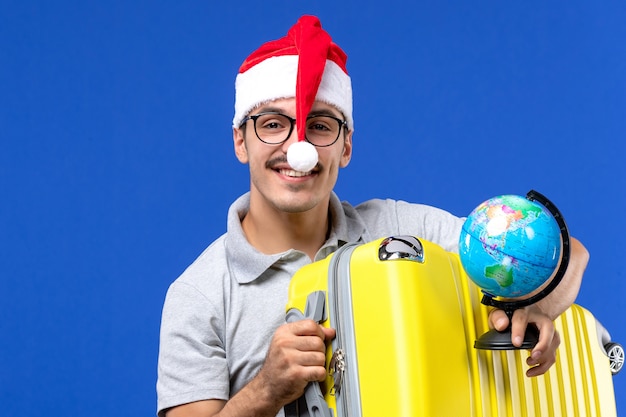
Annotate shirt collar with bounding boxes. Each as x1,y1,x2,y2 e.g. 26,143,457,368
225,192,367,284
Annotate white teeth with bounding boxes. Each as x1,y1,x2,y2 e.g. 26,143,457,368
279,169,311,177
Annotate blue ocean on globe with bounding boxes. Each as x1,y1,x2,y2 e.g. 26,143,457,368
459,194,562,298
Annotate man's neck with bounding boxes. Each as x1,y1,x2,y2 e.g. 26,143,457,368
241,197,330,261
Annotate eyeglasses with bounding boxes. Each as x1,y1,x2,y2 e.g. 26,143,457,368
240,111,347,147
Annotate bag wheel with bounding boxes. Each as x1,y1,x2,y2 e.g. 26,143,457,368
604,342,624,375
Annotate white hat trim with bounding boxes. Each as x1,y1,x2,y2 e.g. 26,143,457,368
233,55,353,130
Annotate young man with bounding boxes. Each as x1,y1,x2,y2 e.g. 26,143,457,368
157,15,589,417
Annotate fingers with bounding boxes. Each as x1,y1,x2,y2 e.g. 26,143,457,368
288,319,335,351
510,308,533,348
258,321,332,404
290,318,325,335
508,307,560,377
291,321,333,381
526,329,560,377
488,308,511,332
322,326,337,341
489,307,561,377
523,308,559,377
276,320,329,368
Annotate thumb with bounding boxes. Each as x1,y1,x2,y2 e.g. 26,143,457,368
489,309,510,331
322,326,336,341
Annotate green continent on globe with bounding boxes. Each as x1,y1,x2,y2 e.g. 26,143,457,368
484,264,514,288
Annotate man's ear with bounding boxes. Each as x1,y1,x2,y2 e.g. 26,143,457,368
340,129,353,168
233,127,249,164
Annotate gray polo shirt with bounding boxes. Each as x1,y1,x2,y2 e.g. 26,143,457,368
156,192,464,416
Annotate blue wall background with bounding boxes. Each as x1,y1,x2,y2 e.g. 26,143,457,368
1,1,624,415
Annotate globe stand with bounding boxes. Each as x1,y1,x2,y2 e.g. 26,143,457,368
473,190,571,350
474,307,540,350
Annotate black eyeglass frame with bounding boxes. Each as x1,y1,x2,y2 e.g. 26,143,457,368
239,111,348,147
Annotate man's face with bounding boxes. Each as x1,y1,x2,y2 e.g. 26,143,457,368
233,98,353,214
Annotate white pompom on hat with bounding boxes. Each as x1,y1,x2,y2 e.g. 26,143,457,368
233,16,353,172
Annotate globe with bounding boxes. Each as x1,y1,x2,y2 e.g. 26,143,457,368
459,194,562,299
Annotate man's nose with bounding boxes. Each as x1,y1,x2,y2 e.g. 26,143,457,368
281,126,300,152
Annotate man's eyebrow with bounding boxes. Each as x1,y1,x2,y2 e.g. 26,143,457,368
252,106,286,114
251,106,342,119
308,108,343,118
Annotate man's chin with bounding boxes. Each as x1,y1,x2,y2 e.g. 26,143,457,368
270,192,321,214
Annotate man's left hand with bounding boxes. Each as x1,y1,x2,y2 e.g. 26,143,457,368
489,305,560,377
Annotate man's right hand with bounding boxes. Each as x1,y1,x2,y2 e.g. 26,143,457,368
165,320,335,417
257,320,336,405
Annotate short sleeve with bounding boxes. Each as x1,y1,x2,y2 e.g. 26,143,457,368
156,281,229,415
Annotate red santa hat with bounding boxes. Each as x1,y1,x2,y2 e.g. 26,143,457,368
233,15,353,172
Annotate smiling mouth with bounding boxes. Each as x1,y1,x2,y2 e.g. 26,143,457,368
278,168,313,177
268,156,317,178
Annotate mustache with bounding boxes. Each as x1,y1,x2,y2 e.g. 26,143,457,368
266,156,288,169
266,156,321,171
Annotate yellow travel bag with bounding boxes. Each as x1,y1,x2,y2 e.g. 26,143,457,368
285,235,622,417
